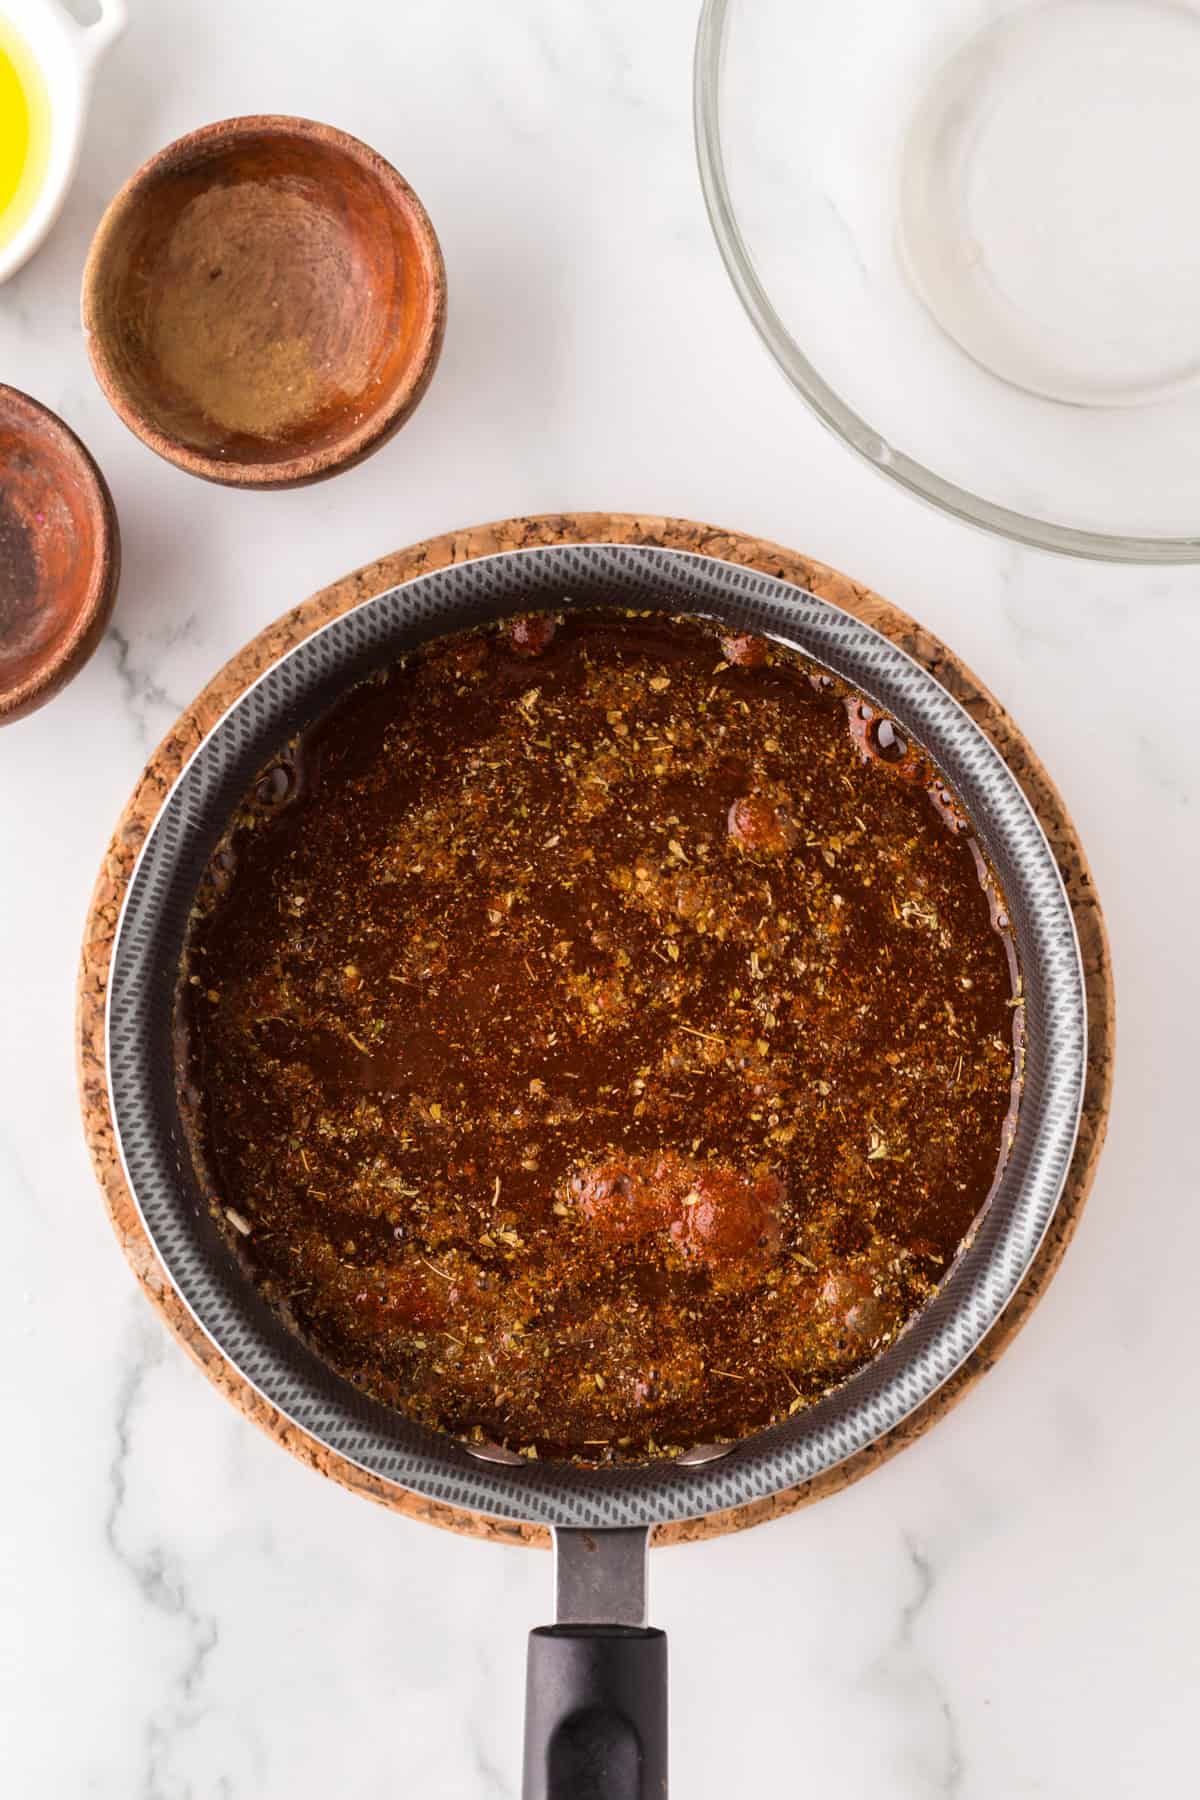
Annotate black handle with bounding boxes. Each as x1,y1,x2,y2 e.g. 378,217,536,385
522,1623,668,1800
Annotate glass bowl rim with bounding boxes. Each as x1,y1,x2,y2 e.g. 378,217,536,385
693,0,1200,564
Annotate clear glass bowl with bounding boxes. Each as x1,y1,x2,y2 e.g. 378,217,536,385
695,0,1200,561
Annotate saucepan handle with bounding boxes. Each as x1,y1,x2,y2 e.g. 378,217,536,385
523,1623,668,1800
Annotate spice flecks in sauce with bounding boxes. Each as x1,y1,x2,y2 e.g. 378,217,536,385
177,610,1020,1462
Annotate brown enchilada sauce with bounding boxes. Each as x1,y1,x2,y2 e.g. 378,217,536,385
177,610,1019,1462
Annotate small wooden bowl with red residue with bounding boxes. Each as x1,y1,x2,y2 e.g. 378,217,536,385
81,116,447,489
0,385,120,726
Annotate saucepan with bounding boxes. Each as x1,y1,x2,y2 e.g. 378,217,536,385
103,543,1087,1797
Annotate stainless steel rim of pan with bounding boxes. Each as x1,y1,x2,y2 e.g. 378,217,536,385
106,542,1087,1535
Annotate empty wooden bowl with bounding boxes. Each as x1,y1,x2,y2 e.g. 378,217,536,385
81,117,447,488
0,385,120,725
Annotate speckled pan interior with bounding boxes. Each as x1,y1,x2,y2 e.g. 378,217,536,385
105,544,1087,1530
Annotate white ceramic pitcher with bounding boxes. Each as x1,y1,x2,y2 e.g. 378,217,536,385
0,0,125,284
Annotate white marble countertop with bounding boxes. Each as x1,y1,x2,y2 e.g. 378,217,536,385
2,2,1198,1795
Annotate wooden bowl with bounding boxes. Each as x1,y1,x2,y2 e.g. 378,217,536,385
0,385,120,725
81,117,447,489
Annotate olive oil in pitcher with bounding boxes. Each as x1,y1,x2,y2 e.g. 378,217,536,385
0,17,50,251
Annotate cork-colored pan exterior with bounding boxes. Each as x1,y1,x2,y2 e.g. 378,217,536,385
77,514,1113,1550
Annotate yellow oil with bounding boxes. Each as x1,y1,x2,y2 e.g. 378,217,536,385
0,18,50,252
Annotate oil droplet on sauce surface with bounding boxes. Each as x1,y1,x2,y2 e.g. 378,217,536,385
0,22,50,251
